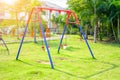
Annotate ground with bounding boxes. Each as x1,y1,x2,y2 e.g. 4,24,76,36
0,35,120,80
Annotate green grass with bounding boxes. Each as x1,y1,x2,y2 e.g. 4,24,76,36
0,35,120,80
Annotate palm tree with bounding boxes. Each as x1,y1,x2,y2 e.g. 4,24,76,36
111,1,120,42
67,0,107,42
67,0,120,42
107,0,120,42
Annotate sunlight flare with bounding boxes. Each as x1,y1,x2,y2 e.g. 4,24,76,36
1,0,16,5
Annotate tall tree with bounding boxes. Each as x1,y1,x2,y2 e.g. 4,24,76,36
67,0,106,42
111,1,120,42
67,0,120,42
9,0,41,39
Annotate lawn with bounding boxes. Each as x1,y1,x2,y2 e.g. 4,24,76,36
0,35,120,80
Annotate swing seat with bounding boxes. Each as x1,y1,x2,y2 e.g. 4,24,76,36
42,46,45,51
63,44,67,49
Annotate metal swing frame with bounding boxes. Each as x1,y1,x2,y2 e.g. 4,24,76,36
0,32,9,55
16,7,95,69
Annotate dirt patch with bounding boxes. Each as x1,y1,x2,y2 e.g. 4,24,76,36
36,60,50,64
55,57,68,61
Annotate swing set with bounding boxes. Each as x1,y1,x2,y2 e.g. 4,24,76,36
16,7,95,69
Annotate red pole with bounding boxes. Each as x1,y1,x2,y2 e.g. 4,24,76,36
72,12,80,25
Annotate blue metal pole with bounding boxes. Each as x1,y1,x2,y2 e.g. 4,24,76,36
58,25,67,53
1,39,9,55
16,8,33,60
40,23,54,69
16,24,28,60
79,26,95,59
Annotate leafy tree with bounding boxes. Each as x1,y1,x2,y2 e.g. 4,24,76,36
9,0,41,39
108,1,120,42
67,0,120,42
52,14,66,33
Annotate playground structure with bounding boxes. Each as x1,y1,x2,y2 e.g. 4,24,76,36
16,7,95,69
0,32,9,54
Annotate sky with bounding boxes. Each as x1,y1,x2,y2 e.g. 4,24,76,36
0,0,16,5
0,0,67,8
42,0,67,8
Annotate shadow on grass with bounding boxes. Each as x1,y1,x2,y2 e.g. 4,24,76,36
17,60,33,66
54,60,119,79
57,52,72,57
100,42,120,48
65,46,80,52
0,49,9,55
34,41,59,48
55,68,83,78
16,59,119,79
83,61,119,79
16,59,52,69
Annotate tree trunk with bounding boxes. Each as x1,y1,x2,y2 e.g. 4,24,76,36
94,25,97,43
99,22,103,41
111,22,117,41
118,15,120,42
94,19,99,43
93,0,97,43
